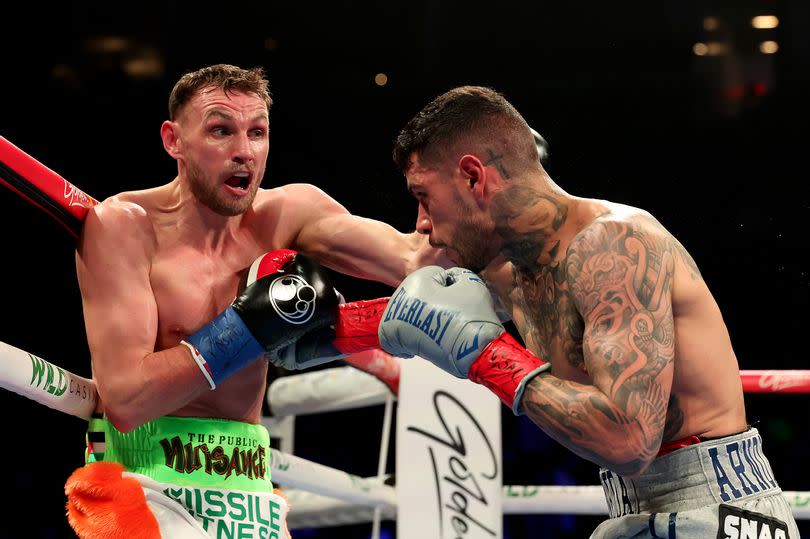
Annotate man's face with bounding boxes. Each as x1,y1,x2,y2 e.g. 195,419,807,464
176,88,269,216
407,157,498,273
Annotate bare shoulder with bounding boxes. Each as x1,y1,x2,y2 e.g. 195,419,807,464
253,183,344,212
581,201,701,281
277,183,345,209
565,201,700,299
566,203,650,257
92,193,149,228
251,183,349,232
82,189,158,252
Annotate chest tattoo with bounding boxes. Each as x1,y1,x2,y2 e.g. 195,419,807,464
511,264,584,370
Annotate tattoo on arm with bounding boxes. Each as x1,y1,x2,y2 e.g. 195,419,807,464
648,214,703,281
663,394,685,441
521,220,677,474
673,239,702,281
523,377,652,475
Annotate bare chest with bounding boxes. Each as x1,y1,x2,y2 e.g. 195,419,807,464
150,246,263,348
506,265,588,380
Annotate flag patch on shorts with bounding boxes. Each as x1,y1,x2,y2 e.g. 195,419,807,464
716,503,788,539
87,430,106,462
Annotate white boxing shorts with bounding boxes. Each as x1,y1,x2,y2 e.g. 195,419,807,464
592,427,799,538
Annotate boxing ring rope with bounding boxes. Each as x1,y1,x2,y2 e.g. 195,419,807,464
3,306,810,529
264,364,810,528
284,486,810,529
740,370,810,393
268,366,810,417
267,443,396,509
1,135,809,533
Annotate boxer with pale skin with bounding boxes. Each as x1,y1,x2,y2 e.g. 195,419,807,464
378,85,799,538
68,64,441,539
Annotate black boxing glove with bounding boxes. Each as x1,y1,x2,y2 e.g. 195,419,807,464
182,249,339,388
270,297,390,370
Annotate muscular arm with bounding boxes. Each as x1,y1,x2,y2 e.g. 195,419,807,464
76,200,209,432
283,184,447,286
520,220,676,477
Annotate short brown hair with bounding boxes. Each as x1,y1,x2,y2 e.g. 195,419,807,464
393,86,537,175
168,64,272,120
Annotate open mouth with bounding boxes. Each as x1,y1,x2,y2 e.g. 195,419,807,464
224,172,251,192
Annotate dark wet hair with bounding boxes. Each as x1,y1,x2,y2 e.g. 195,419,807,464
393,85,537,175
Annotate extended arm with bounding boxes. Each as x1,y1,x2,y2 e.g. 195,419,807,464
519,221,676,476
287,183,448,286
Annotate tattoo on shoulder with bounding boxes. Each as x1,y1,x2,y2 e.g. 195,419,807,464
566,219,676,382
672,238,702,281
647,214,703,281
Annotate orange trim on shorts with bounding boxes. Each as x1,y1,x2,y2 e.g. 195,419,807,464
65,461,161,539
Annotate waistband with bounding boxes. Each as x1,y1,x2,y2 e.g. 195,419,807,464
599,427,781,517
86,416,273,493
657,434,703,457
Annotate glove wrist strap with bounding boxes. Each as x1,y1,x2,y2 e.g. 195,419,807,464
183,307,265,388
468,332,550,415
333,298,389,354
180,340,216,390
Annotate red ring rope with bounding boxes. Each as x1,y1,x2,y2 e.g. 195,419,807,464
740,370,810,394
2,136,810,397
0,136,97,238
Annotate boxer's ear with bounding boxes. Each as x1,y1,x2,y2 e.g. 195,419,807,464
459,154,489,208
161,121,182,159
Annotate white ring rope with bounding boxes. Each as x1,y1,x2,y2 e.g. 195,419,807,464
267,366,391,416
285,488,397,529
283,485,810,529
0,340,96,419
268,449,396,510
2,340,809,529
503,485,607,514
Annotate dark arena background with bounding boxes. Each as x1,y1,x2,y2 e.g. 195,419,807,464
1,1,808,538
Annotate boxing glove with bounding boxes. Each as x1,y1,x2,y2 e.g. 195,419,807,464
182,249,340,388
269,297,390,370
378,266,550,414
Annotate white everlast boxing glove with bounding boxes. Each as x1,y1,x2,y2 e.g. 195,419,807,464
378,266,550,414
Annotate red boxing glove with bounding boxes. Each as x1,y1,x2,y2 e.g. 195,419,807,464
467,332,550,415
269,297,390,370
332,298,389,354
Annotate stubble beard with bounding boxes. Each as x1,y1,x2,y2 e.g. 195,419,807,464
186,159,262,217
448,200,496,273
